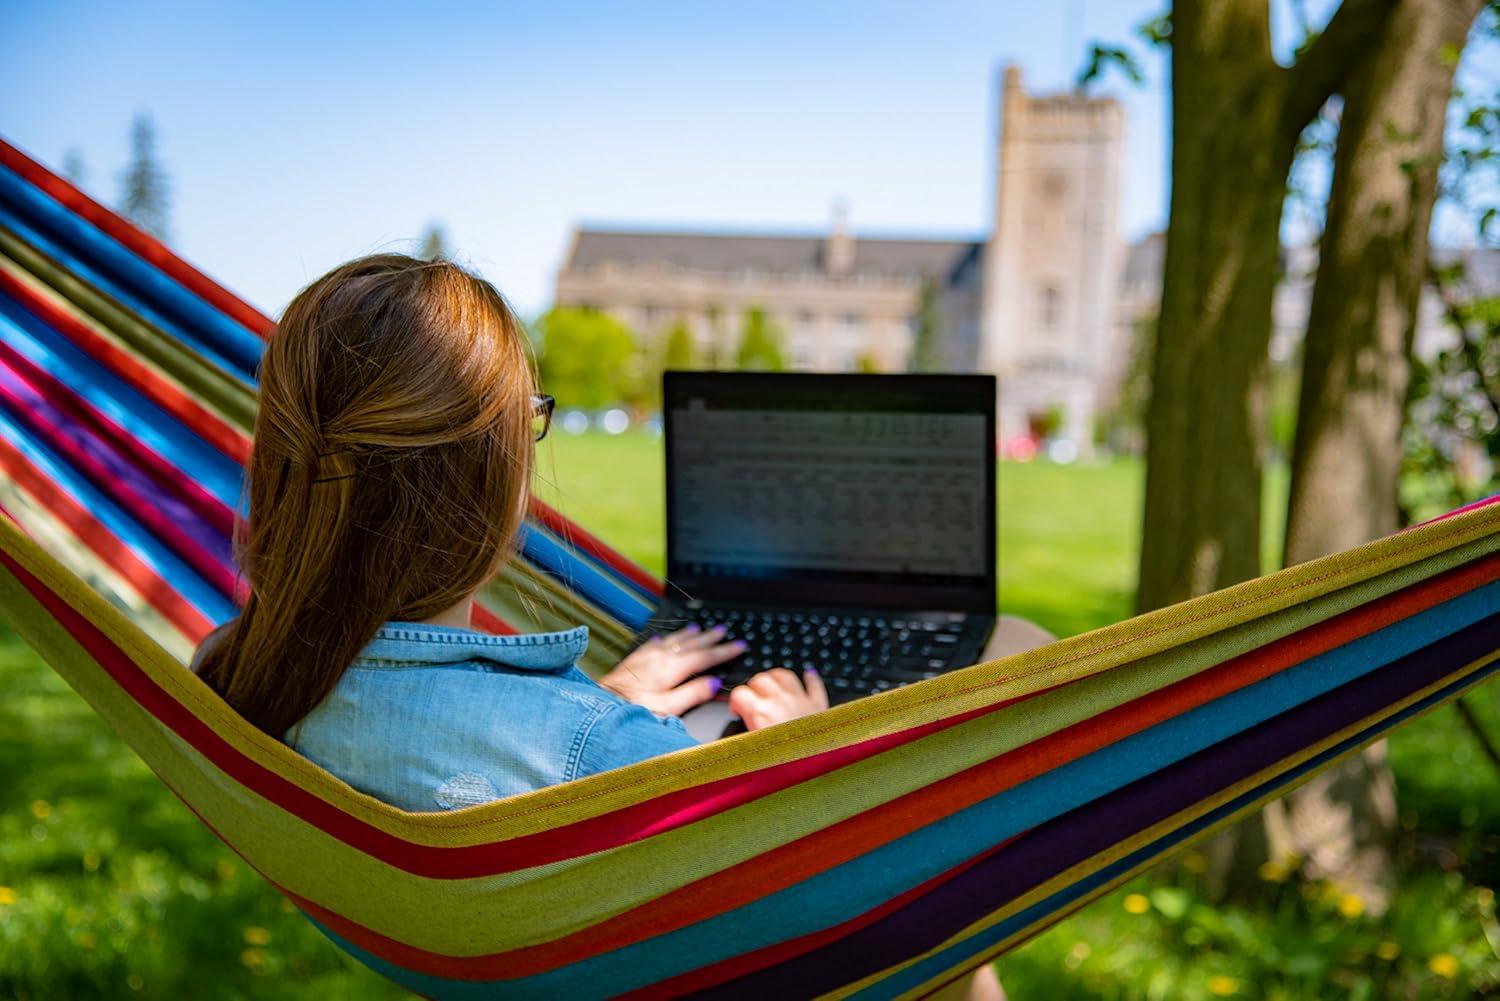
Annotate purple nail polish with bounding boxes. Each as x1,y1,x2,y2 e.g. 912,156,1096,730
684,623,700,634
707,677,723,695
805,667,819,677
732,640,748,651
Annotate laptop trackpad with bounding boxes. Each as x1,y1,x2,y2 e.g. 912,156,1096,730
681,699,737,742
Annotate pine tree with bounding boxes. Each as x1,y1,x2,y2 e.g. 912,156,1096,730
418,222,451,261
119,114,170,241
62,148,87,189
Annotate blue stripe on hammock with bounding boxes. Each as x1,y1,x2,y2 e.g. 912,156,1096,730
0,292,245,511
0,405,235,622
0,209,256,386
861,655,1500,1000
301,585,1498,1000
0,170,264,377
515,522,653,629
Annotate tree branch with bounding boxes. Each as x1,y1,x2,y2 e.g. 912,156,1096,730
1454,698,1500,779
1281,0,1399,138
1428,260,1500,422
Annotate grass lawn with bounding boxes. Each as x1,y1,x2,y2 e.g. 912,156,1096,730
0,430,1495,998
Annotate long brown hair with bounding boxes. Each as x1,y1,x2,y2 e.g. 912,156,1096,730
195,253,536,736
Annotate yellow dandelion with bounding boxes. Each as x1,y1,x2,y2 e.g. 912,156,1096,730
0,887,15,906
126,974,144,992
1337,893,1364,919
1428,953,1459,979
243,926,272,946
1069,941,1092,961
1207,975,1239,996
240,947,266,971
1375,941,1400,961
1257,860,1287,883
30,800,51,820
1181,851,1208,874
1123,893,1150,915
82,851,100,872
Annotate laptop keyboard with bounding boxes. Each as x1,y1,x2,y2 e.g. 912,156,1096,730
644,607,972,702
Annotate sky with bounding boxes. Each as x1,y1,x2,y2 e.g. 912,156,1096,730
1,1,1495,318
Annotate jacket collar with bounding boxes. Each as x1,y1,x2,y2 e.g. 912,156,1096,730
358,621,590,673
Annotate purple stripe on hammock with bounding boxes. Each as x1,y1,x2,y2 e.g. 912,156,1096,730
0,362,236,591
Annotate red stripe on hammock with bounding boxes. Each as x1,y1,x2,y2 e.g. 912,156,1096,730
0,137,274,338
0,266,253,465
528,497,662,596
469,602,518,636
1413,491,1500,528
0,441,213,640
132,552,1500,978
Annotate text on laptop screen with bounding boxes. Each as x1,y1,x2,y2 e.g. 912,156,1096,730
665,375,994,609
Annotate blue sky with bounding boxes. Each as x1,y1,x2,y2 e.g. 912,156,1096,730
1,1,1494,317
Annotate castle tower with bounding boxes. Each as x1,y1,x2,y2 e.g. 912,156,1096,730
981,65,1124,456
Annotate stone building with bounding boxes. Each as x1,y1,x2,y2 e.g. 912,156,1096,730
553,211,983,374
553,66,1126,452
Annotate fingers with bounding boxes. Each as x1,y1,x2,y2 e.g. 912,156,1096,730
661,624,722,651
666,639,746,682
727,685,775,730
731,668,827,731
747,668,801,697
653,675,723,716
801,668,829,709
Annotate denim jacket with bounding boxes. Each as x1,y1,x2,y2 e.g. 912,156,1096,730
193,621,699,812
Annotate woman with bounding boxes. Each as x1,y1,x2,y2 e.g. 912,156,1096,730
193,251,826,805
194,252,1003,999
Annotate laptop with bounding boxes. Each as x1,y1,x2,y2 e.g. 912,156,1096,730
642,371,997,708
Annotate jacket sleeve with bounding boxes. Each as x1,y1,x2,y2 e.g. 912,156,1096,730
572,701,701,781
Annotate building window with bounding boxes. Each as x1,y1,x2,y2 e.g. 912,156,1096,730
1038,286,1061,330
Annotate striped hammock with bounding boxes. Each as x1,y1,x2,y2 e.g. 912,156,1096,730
0,135,1496,1000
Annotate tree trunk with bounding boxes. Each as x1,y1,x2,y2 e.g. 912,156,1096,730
1138,0,1395,613
1272,0,1483,912
1139,0,1397,902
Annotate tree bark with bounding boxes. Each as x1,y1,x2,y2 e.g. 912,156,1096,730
1272,0,1484,912
1138,0,1396,613
1286,0,1481,562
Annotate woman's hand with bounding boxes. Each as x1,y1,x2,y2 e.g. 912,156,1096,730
728,668,828,731
599,625,741,716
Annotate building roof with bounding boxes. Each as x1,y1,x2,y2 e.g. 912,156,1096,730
565,227,982,282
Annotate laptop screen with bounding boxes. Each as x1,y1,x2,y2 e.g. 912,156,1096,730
664,372,996,613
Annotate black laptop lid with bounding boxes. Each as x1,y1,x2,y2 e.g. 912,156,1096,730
664,372,996,614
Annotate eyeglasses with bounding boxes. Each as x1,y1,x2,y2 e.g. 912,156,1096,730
531,393,556,442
